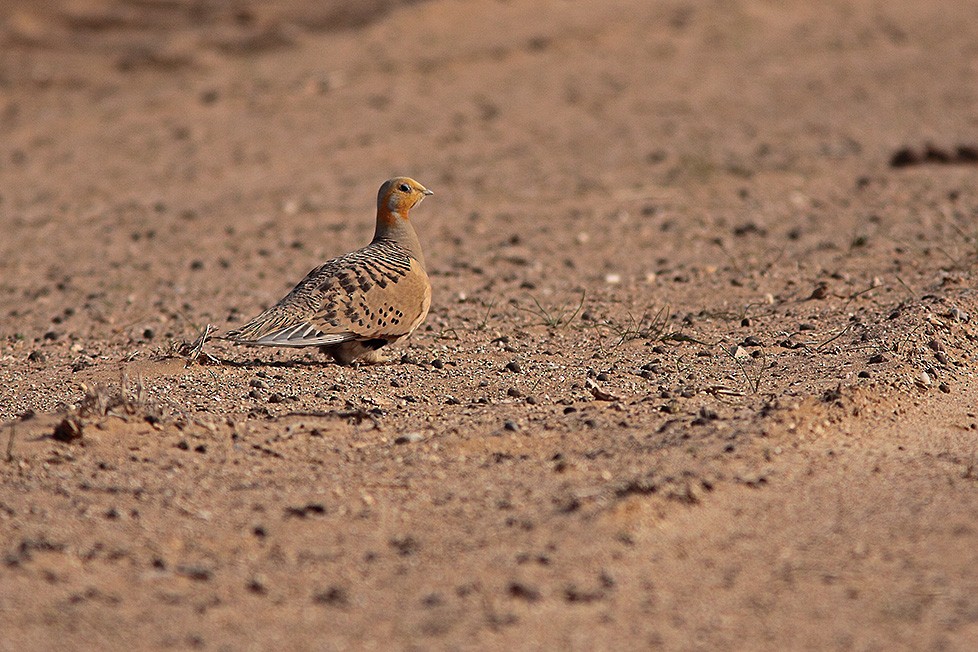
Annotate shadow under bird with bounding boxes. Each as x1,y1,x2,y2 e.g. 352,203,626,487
222,177,433,365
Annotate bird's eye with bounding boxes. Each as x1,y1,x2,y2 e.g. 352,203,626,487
398,183,411,192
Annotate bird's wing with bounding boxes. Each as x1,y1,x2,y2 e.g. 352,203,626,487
224,241,429,347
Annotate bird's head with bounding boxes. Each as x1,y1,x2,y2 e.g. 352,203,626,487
378,177,433,222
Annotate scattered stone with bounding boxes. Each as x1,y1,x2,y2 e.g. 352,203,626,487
949,306,970,322
249,379,269,389
858,370,871,378
731,345,749,359
431,358,445,369
285,503,326,519
798,323,816,331
389,535,419,556
506,387,523,398
71,358,92,372
199,89,219,104
586,378,619,402
313,587,348,606
504,420,520,432
742,335,763,347
505,361,522,373
52,417,82,443
268,393,283,403
421,592,443,608
698,407,718,420
868,353,887,364
507,582,541,602
807,283,829,300
27,350,46,363
176,565,212,581
394,431,424,444
939,383,951,393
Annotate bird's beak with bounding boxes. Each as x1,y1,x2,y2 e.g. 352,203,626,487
422,188,434,196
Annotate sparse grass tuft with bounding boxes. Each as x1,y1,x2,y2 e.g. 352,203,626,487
603,304,672,346
724,346,767,395
76,372,165,423
519,290,586,328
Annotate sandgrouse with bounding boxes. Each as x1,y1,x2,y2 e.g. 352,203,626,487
223,177,433,365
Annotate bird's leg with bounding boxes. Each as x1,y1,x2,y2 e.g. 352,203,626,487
322,340,391,365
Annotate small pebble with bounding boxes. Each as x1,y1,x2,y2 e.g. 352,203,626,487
246,578,267,595
505,361,522,373
52,417,82,443
249,379,269,389
394,432,424,444
431,359,445,369
504,420,520,432
507,387,522,398
699,407,718,420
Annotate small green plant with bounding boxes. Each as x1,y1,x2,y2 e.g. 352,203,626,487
476,296,497,331
604,304,672,346
519,290,586,328
724,346,766,394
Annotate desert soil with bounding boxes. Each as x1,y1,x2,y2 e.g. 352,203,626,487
2,1,978,650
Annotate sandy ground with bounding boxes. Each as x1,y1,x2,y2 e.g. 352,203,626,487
2,0,978,649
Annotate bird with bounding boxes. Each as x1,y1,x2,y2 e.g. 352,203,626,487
221,177,433,365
